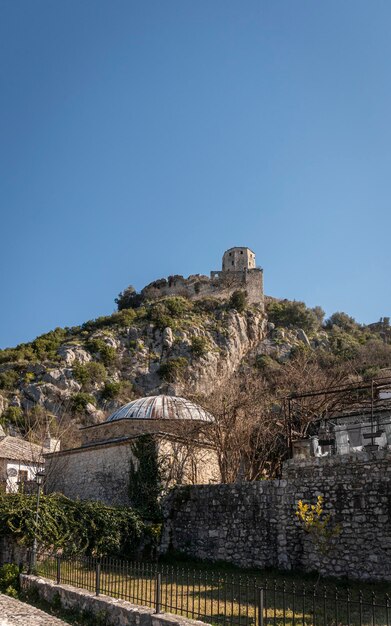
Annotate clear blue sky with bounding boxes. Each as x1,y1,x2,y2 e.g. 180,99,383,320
1,1,391,348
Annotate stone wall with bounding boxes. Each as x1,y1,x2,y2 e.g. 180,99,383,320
141,270,264,308
21,575,210,626
161,450,391,581
0,535,28,567
45,440,135,506
45,435,220,506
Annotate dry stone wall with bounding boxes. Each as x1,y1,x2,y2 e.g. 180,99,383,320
161,450,391,582
141,270,264,308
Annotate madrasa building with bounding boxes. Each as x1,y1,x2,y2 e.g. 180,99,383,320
45,395,220,507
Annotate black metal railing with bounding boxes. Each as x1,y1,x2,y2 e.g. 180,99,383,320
32,553,391,626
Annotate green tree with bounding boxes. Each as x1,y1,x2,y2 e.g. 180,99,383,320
267,300,319,332
115,285,144,310
229,290,247,313
325,312,359,332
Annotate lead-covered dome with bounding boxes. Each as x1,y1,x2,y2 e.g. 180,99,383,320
106,395,214,423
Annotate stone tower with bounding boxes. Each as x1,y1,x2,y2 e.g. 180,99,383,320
222,247,256,272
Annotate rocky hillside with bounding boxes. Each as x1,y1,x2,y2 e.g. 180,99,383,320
0,291,390,445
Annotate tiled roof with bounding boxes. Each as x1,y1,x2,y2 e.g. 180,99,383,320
0,436,43,463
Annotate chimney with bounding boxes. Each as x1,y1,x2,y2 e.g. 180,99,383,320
43,428,61,453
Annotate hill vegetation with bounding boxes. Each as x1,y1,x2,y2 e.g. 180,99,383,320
0,289,390,476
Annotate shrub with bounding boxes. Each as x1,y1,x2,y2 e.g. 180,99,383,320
229,290,247,313
164,297,193,317
87,339,116,366
0,563,19,597
194,297,221,313
31,327,67,361
1,406,23,426
267,300,319,333
0,370,19,390
101,381,122,400
73,362,107,388
328,328,360,360
71,393,96,413
255,354,281,372
158,357,188,382
0,492,145,558
147,303,175,331
115,285,144,311
115,308,137,327
325,312,359,332
190,336,209,358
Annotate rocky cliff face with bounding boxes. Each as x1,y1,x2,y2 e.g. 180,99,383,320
1,292,388,438
0,297,270,429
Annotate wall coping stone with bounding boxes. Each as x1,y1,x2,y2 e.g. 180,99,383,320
282,448,391,471
20,574,211,626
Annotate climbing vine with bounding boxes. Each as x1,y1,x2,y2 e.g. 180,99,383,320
128,435,162,521
0,492,145,558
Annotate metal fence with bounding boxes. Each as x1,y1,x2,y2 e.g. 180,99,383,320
33,553,391,626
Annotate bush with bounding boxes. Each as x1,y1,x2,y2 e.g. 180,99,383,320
255,354,281,372
164,297,193,317
0,492,145,558
115,285,144,311
31,327,67,361
194,297,221,313
101,381,122,400
158,357,188,382
73,362,107,388
0,563,19,597
328,328,361,360
229,290,247,313
325,312,359,332
147,303,175,331
114,309,137,327
71,393,96,413
0,370,19,390
267,300,319,333
1,406,23,426
190,336,209,358
86,339,116,366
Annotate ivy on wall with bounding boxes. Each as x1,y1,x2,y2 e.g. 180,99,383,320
0,492,144,558
128,435,162,521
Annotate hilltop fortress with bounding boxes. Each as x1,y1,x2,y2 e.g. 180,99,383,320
140,247,264,308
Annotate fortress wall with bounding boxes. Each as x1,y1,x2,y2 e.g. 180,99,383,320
141,270,264,307
161,450,391,581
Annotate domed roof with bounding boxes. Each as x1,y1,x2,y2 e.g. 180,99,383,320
106,395,214,423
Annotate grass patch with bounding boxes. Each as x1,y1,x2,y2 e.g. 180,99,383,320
34,555,391,626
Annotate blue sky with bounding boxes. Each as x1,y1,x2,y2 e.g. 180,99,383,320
1,1,391,348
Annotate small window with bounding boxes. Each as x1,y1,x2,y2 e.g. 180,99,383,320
229,252,231,256
232,261,234,265
18,470,28,482
240,251,243,254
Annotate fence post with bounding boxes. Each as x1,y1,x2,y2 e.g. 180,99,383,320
155,571,162,614
95,561,101,597
56,556,61,585
258,587,264,626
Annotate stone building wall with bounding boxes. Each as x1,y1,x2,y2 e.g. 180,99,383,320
45,441,136,506
161,450,391,581
45,435,220,506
